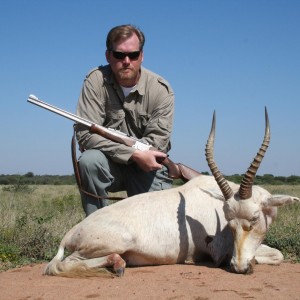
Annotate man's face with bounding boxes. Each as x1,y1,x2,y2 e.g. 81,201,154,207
106,33,143,87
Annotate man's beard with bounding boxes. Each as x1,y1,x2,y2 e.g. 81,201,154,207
117,68,138,82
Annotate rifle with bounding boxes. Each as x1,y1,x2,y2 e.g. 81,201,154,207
27,94,201,182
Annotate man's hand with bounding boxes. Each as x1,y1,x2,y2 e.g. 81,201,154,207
130,150,167,172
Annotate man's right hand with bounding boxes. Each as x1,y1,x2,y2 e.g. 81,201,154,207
130,150,167,172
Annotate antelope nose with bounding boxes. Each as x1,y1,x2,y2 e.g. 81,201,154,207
230,259,254,274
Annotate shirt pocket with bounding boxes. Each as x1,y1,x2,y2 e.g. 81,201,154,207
138,113,151,129
105,108,125,129
124,108,150,135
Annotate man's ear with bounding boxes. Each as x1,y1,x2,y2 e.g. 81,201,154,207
105,50,110,63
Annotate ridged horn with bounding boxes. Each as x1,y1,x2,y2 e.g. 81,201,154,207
205,111,234,200
239,107,270,200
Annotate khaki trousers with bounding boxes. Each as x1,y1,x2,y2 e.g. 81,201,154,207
78,149,173,216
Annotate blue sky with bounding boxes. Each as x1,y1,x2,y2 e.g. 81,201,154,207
1,0,299,176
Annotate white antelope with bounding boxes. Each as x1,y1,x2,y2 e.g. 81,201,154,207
44,109,299,276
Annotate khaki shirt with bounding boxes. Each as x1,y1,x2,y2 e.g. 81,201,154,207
75,65,174,164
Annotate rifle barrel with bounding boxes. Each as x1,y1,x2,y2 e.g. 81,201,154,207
27,94,91,127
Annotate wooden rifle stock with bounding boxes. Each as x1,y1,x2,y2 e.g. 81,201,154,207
160,157,201,182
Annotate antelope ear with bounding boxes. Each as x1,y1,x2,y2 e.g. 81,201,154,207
265,195,300,207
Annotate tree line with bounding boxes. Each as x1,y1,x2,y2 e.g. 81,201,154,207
1,172,300,186
0,172,76,186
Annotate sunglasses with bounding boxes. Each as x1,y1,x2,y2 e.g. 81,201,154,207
111,50,141,60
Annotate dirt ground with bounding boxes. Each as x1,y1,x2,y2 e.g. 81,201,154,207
0,262,299,300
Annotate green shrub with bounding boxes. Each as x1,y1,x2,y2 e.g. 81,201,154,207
2,182,36,193
0,244,19,262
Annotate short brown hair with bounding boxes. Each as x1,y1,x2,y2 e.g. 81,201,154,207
106,24,145,51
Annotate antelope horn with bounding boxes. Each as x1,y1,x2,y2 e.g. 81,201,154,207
205,111,234,200
239,107,270,199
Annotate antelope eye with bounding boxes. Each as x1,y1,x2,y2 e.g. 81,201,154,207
242,223,253,231
250,214,259,224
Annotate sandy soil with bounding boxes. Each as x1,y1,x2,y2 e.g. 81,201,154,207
0,262,299,300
